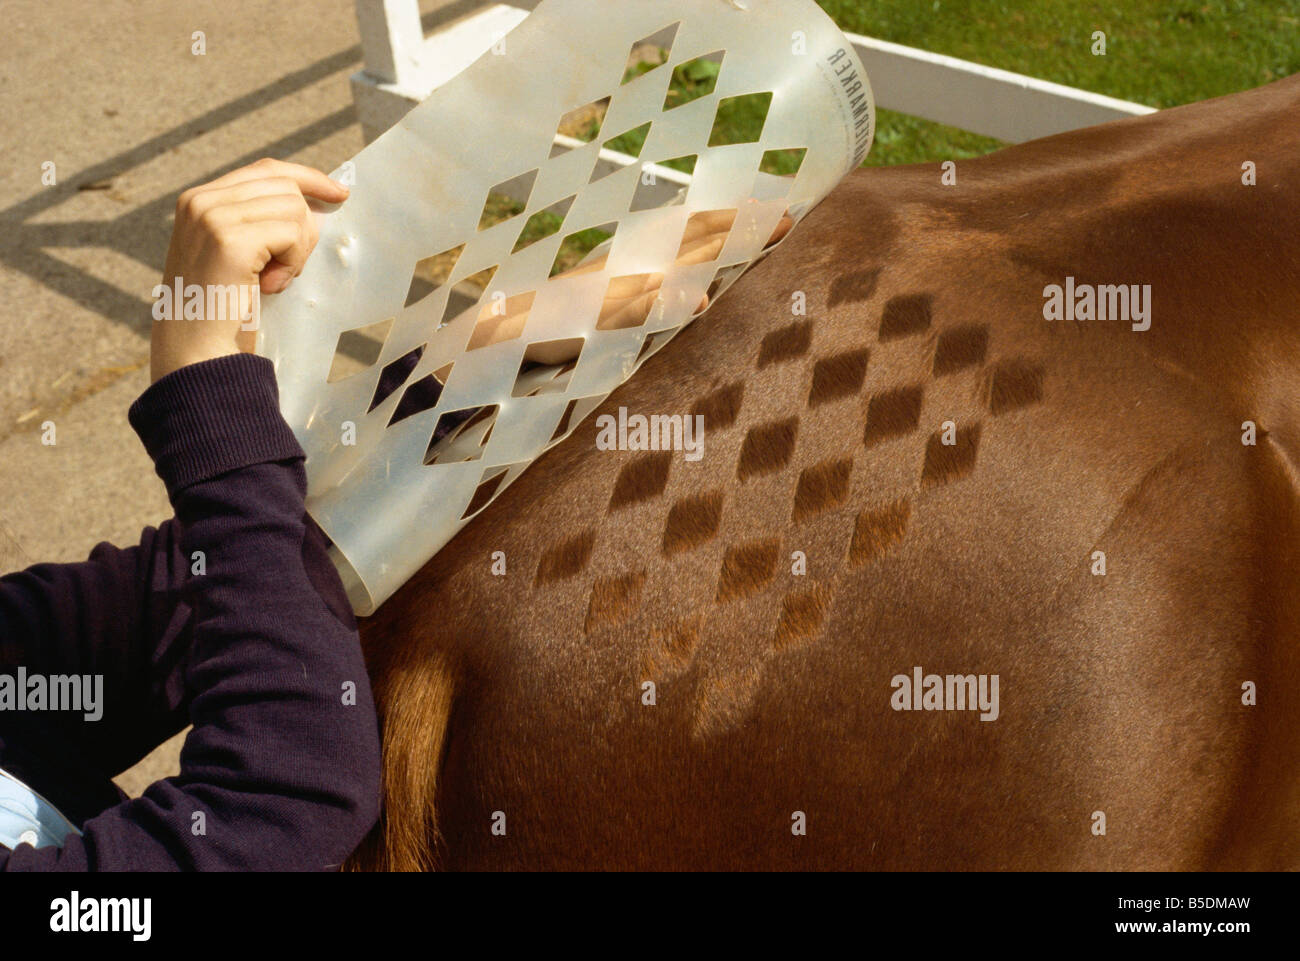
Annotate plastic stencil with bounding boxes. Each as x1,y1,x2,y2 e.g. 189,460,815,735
256,0,874,614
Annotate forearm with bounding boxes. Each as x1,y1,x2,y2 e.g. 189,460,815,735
0,518,192,780
1,354,381,871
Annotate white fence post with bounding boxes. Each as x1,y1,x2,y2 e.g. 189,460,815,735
354,0,426,87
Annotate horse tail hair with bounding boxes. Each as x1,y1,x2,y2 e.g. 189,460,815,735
345,644,456,872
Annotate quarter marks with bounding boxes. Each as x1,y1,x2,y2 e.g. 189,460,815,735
608,450,673,510
716,537,780,602
879,294,932,341
987,359,1045,415
691,382,744,431
863,385,923,447
773,583,833,650
642,612,703,679
663,490,725,554
808,347,869,407
827,268,880,308
921,424,981,486
586,570,647,634
757,320,812,368
849,499,911,566
736,417,798,481
792,457,853,523
932,324,989,375
534,529,597,585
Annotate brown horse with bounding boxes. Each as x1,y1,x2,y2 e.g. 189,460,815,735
348,72,1300,871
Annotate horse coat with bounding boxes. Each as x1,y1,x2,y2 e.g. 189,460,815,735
349,72,1300,871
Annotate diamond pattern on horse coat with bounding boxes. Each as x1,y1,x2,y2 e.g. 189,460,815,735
518,251,1045,735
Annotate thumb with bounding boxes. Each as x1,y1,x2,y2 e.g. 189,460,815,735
260,257,296,293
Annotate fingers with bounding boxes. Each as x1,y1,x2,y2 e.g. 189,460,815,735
217,221,313,293
598,288,661,330
675,209,793,265
181,157,349,205
678,209,737,248
766,213,794,248
182,177,313,219
468,205,793,349
199,193,313,232
173,162,347,292
259,258,297,293
187,190,319,292
605,272,662,301
675,231,730,267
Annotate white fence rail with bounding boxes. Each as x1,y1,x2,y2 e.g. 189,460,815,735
348,0,1156,164
848,33,1154,142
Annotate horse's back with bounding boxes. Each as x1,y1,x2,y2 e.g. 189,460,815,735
359,73,1300,870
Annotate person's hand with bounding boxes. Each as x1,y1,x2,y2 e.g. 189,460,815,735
152,158,349,382
467,208,795,361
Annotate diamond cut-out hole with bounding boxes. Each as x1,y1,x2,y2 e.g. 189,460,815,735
512,338,584,397
708,91,773,146
557,99,609,144
439,265,501,330
551,221,617,276
591,123,652,183
425,404,499,466
327,317,393,383
597,273,663,331
622,22,679,84
664,51,724,109
677,209,738,260
761,147,807,176
635,328,679,367
368,345,424,412
461,465,510,519
548,395,605,444
456,263,499,293
629,155,696,212
405,244,466,307
467,290,537,351
602,122,651,160
697,262,748,315
513,195,575,253
477,170,538,230
387,362,454,427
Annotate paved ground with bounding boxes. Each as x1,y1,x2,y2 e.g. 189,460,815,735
0,0,485,795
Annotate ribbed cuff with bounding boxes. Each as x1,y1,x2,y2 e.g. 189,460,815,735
128,353,304,502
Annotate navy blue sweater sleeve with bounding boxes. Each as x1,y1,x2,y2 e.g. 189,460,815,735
0,519,192,796
0,353,381,871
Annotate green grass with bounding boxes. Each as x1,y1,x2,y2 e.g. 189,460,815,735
817,0,1300,165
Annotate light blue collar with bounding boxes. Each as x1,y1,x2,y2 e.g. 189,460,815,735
0,764,81,851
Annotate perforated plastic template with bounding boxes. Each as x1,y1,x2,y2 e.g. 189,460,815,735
256,0,874,614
